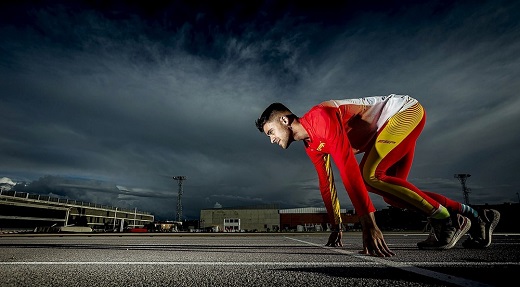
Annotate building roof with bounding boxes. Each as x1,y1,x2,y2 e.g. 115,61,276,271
279,207,348,214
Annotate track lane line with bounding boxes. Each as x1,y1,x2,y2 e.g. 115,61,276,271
285,236,493,287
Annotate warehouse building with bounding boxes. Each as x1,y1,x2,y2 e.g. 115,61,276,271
279,207,360,231
200,204,280,232
200,204,361,232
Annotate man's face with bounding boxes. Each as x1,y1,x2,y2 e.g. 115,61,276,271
262,116,293,149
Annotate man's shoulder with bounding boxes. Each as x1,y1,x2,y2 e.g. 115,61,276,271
301,105,340,147
303,105,336,120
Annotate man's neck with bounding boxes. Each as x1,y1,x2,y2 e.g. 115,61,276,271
291,120,309,141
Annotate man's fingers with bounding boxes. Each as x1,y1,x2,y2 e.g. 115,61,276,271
381,243,395,257
363,241,395,257
375,239,395,257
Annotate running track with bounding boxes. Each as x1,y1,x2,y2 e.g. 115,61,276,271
0,232,518,287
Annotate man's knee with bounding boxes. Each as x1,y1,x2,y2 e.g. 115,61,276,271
362,169,383,187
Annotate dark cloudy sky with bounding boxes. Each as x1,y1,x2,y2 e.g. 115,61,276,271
1,0,519,221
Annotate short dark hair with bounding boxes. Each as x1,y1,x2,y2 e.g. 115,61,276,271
255,102,293,132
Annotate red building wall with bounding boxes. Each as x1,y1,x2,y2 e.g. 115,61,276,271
280,213,360,230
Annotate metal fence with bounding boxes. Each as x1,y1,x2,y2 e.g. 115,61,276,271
0,189,150,214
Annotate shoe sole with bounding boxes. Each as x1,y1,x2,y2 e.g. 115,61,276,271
483,209,500,248
418,216,471,250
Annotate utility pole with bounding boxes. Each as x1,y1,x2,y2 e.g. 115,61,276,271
454,174,471,205
173,176,187,222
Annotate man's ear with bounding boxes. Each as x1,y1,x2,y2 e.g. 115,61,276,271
279,115,290,126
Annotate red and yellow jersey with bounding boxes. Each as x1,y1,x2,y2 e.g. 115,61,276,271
299,94,417,219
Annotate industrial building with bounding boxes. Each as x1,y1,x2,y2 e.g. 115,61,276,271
200,205,360,232
200,204,280,232
279,207,360,231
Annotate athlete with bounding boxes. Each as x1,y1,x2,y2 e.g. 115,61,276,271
255,94,500,252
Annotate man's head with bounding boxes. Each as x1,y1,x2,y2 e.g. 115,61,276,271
255,103,297,149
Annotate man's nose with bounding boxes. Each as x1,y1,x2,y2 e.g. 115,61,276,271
270,136,276,144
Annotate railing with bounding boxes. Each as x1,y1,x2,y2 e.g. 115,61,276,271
0,189,151,214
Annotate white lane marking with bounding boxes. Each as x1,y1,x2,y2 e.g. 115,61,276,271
0,261,518,266
285,236,494,287
0,262,389,265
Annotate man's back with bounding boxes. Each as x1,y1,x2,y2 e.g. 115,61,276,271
316,94,418,153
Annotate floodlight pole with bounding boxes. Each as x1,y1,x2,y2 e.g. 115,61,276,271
173,176,187,222
454,174,471,205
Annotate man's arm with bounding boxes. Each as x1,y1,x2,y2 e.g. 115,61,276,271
305,149,343,226
326,115,394,256
304,149,345,247
328,127,375,216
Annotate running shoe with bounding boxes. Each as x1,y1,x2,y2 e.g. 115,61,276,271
417,214,471,250
462,209,500,248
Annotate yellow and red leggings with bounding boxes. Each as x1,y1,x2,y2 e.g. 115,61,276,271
360,103,462,218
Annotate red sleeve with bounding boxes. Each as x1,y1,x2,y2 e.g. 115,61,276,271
329,123,375,216
305,148,342,224
305,107,375,217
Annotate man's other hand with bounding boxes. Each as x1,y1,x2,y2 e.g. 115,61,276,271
325,230,343,247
